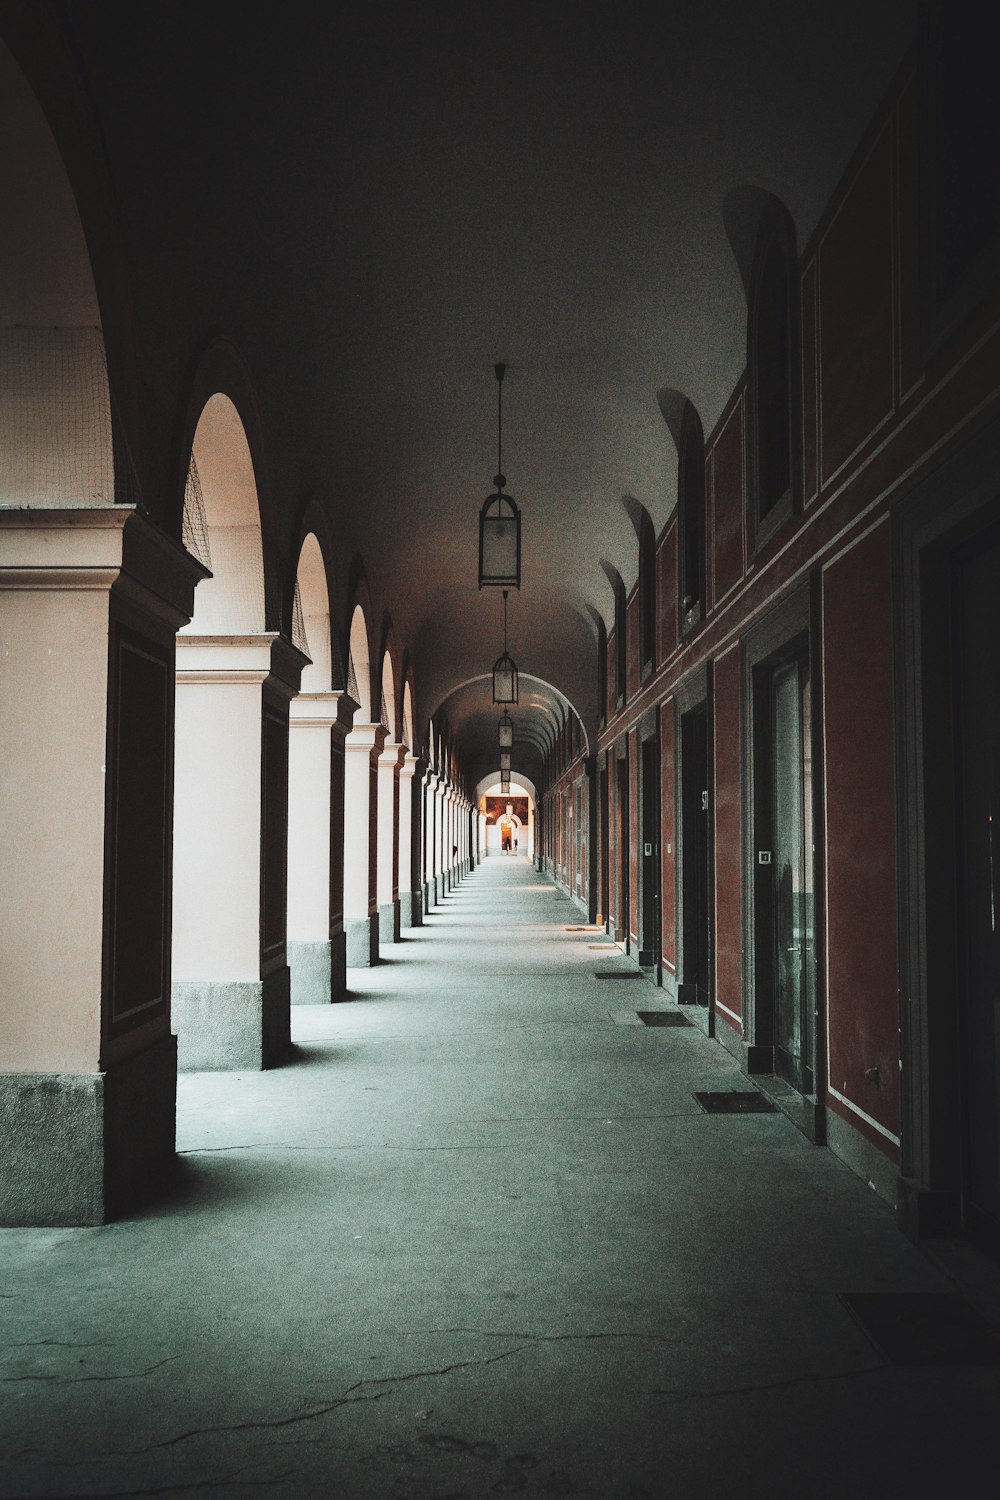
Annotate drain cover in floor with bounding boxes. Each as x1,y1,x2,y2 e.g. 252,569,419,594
637,1011,691,1026
693,1090,776,1113
594,970,644,979
839,1293,1000,1366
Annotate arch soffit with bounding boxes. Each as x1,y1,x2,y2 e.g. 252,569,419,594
0,26,145,496
475,773,537,804
288,498,345,690
344,563,376,720
401,663,416,753
178,339,281,629
378,614,403,741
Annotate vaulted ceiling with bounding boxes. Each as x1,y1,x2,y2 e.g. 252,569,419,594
7,0,917,780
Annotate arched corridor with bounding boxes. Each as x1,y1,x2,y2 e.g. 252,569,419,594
2,4,1000,1490
2,856,996,1495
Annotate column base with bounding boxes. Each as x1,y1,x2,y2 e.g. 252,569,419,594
345,915,379,967
379,899,402,944
423,881,431,915
401,889,423,929
288,939,333,1006
0,1035,177,1227
173,966,291,1071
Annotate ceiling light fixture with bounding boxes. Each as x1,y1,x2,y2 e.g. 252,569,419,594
478,363,521,589
498,710,513,749
492,588,518,705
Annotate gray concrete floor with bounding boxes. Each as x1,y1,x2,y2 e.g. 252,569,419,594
3,855,999,1498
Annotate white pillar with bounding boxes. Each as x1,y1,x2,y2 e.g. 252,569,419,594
376,740,406,946
399,753,423,928
172,633,305,1069
0,507,202,1225
343,721,387,966
287,690,356,1003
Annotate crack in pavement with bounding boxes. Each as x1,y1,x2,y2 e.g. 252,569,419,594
3,1356,180,1385
0,1350,113,1362
407,1329,686,1345
4,1467,294,1498
640,1361,887,1403
93,1343,533,1457
177,1111,702,1156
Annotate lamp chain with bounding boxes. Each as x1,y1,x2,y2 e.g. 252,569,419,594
495,362,505,488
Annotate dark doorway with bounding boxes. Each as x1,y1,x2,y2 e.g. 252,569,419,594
955,523,1000,1238
679,706,710,1003
767,654,816,1090
639,732,661,973
749,637,816,1092
615,755,629,947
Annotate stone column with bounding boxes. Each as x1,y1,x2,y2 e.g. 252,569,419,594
172,633,305,1071
429,774,441,906
287,690,356,1004
343,721,387,965
399,754,425,928
376,740,406,946
424,773,436,911
0,507,203,1225
444,787,455,890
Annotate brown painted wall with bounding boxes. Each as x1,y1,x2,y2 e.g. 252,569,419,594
821,520,900,1155
657,524,678,665
626,593,640,701
712,647,742,1031
574,47,1000,1177
628,728,639,944
659,701,676,975
710,393,746,607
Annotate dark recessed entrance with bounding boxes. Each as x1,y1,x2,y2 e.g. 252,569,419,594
678,704,710,1005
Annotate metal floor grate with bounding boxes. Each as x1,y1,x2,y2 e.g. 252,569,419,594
693,1090,777,1113
839,1293,1000,1366
637,1011,691,1027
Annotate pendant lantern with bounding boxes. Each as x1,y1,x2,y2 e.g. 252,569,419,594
478,364,522,589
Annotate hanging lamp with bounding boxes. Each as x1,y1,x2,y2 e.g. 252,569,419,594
499,749,511,773
478,363,521,589
498,710,513,749
492,589,519,705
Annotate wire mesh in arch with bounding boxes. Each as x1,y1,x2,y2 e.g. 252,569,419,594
181,456,212,568
291,580,309,656
347,651,361,707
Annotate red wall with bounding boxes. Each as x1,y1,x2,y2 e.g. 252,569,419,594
659,702,676,975
709,392,746,606
712,647,742,1030
657,524,678,665
628,729,639,944
821,520,899,1154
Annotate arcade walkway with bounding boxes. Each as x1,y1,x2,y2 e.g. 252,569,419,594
2,857,998,1498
